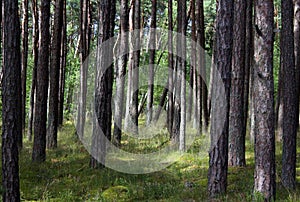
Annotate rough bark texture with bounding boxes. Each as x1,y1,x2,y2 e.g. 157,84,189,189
281,0,297,190
179,0,187,152
228,0,246,167
146,0,157,126
2,0,21,200
208,0,233,197
47,0,64,149
90,0,115,168
167,0,174,136
27,0,39,141
253,0,276,200
113,0,129,146
21,0,29,138
294,0,300,130
58,0,67,126
244,0,253,142
77,0,90,138
32,0,50,162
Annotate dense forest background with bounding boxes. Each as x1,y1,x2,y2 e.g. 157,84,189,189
1,0,300,201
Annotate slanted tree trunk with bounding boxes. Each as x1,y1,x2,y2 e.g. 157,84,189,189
208,0,234,197
281,0,297,190
228,0,246,167
146,0,157,126
27,0,39,141
2,0,21,200
113,0,129,146
253,0,276,200
32,0,51,162
21,0,29,140
47,0,64,149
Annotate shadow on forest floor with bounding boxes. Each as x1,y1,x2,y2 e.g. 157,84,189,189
1,121,299,201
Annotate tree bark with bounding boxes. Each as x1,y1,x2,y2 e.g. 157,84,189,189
2,0,21,200
281,0,297,190
47,0,64,149
228,0,246,167
253,0,276,200
90,0,115,168
21,0,29,139
208,0,234,197
146,0,157,126
113,0,129,146
32,0,51,162
27,0,39,141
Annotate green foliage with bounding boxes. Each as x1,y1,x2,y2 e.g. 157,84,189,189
0,122,296,201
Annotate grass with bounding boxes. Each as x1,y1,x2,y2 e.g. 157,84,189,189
4,121,300,201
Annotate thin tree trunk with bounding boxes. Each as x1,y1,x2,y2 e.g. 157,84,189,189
208,0,234,197
113,0,129,146
167,0,174,136
21,0,29,138
27,0,39,141
58,0,67,126
253,0,276,200
2,0,21,199
77,0,90,138
244,0,253,142
146,0,157,126
294,0,300,128
228,0,246,167
281,0,297,190
47,0,64,149
32,0,50,162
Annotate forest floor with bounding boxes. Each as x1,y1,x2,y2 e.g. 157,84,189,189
8,122,300,201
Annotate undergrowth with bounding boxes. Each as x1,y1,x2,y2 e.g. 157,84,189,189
1,121,299,201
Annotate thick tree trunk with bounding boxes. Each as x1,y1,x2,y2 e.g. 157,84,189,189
146,0,157,126
32,0,51,162
281,0,297,190
90,0,115,168
47,0,64,149
21,0,29,139
228,0,246,167
253,0,276,200
2,0,21,200
208,0,234,197
27,0,39,141
113,0,129,146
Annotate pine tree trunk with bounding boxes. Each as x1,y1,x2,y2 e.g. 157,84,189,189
113,0,129,146
208,0,234,197
2,0,21,200
21,0,29,139
27,0,39,141
281,0,297,190
90,0,115,168
146,0,157,126
228,0,246,167
76,0,90,138
32,0,50,162
167,0,174,136
58,0,67,126
47,0,64,149
253,0,276,200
